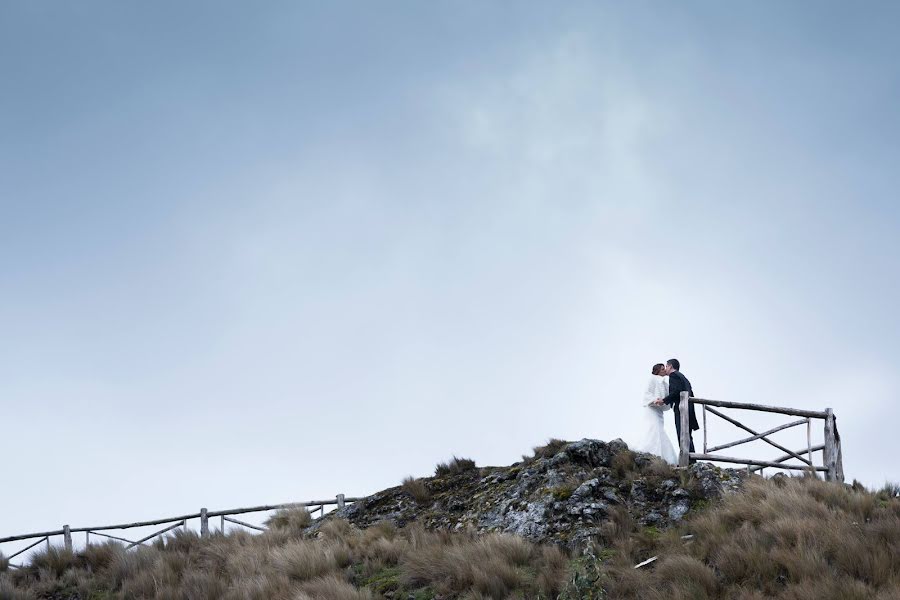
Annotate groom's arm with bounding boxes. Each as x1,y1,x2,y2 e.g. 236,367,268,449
661,375,684,406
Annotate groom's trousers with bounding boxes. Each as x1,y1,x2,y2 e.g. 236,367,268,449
674,418,696,464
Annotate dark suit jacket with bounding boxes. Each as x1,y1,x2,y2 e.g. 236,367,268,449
662,371,699,431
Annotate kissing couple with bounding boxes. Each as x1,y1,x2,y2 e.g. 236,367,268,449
636,358,699,465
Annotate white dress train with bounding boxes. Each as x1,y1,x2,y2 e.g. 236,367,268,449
636,375,678,465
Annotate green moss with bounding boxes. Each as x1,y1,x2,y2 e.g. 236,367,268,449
362,567,435,599
596,548,617,561
362,566,402,594
411,587,436,600
691,498,710,511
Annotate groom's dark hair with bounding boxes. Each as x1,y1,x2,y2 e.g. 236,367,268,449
652,363,665,375
667,358,680,371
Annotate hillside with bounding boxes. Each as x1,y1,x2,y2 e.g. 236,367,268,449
318,438,744,549
1,439,898,599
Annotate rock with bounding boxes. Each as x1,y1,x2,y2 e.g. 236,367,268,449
563,439,617,468
571,479,601,501
608,438,630,455
689,462,745,499
668,500,690,521
641,511,664,525
603,489,623,505
311,439,746,550
671,487,690,499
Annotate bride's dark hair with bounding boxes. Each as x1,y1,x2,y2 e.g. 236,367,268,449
652,363,665,375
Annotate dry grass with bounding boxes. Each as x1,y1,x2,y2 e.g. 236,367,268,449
435,456,477,477
610,448,637,478
294,574,375,600
270,539,340,580
0,511,568,600
401,476,432,503
523,438,568,463
595,475,900,599
264,506,312,535
402,529,568,598
3,470,896,599
642,456,676,479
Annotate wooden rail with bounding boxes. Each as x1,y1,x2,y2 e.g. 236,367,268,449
0,494,361,568
748,444,826,473
677,393,843,482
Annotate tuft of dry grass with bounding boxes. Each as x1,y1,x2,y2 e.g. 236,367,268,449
0,578,31,600
79,540,124,572
642,456,676,479
611,449,637,478
28,546,77,578
294,573,375,600
435,456,477,477
270,539,340,581
161,527,203,554
402,530,567,598
401,476,432,503
264,506,312,535
523,438,568,463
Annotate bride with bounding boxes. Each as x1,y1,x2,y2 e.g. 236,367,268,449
636,363,678,464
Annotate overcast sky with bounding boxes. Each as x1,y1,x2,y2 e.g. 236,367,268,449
2,2,899,550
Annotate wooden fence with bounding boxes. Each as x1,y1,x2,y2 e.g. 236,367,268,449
676,392,844,482
0,494,361,570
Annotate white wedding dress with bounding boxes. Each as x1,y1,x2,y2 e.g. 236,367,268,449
636,375,678,465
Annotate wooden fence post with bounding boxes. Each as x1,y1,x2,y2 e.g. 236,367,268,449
200,508,209,539
678,392,691,467
337,494,346,509
702,404,707,453
824,408,837,482
807,418,813,476
63,525,72,552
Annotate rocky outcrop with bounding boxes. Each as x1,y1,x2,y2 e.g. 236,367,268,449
317,439,745,550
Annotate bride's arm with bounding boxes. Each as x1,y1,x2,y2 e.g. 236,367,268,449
658,378,673,410
643,377,657,406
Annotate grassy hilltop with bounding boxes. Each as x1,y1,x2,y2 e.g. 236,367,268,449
1,440,898,599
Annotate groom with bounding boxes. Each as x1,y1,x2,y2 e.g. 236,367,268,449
655,358,699,461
